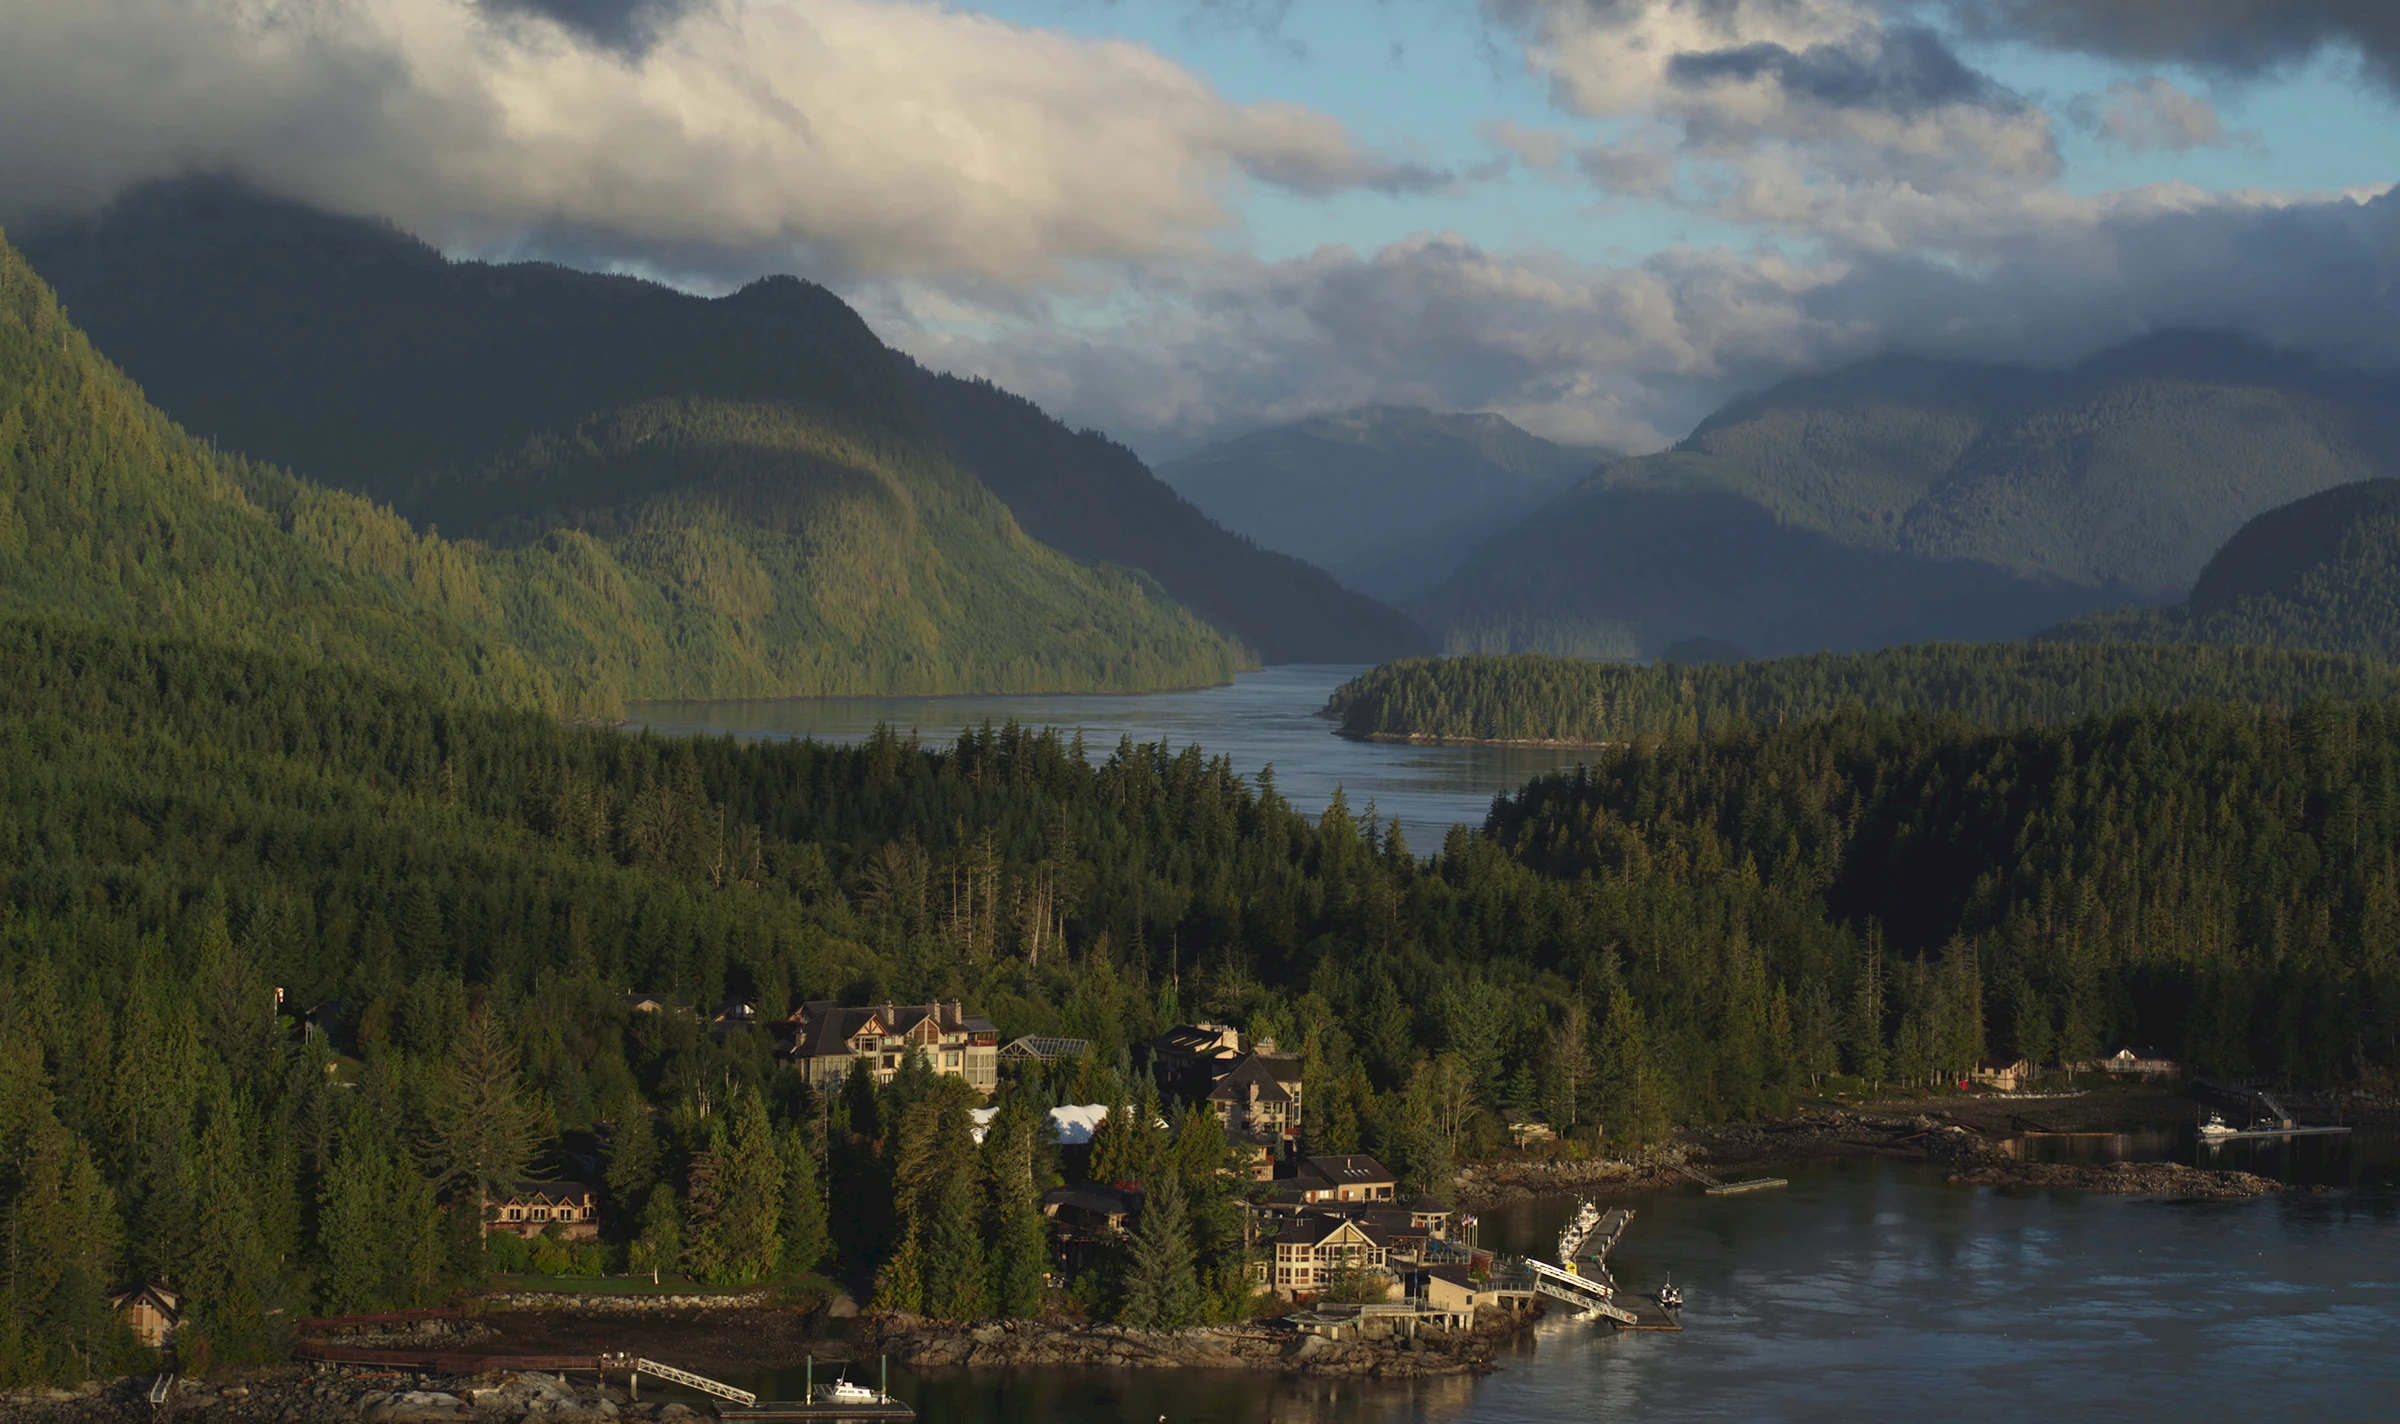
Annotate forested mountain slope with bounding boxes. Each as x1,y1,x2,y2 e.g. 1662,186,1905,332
1158,406,1603,602
20,181,1247,704
906,371,1429,663
1420,337,2400,659
2051,478,2400,658
0,228,561,710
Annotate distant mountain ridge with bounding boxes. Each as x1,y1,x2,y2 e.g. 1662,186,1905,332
20,180,1415,696
905,373,1430,664
1158,405,1605,602
1417,334,2400,659
2049,478,2400,660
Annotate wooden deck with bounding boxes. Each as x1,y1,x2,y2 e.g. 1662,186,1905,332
718,1405,914,1422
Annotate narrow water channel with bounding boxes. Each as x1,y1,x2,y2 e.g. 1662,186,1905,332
629,665,1595,848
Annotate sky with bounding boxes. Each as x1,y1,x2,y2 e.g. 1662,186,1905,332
4,0,2400,458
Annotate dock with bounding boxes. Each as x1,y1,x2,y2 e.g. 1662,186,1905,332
1615,1296,1683,1331
2202,1124,2352,1141
719,1407,913,1422
1679,1164,1788,1195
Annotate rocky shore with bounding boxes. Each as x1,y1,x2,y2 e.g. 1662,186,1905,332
1944,1158,2288,1196
855,1308,1537,1379
1450,1147,1691,1208
0,1366,699,1424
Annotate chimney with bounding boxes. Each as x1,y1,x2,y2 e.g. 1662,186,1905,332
1256,1037,1277,1055
946,999,963,1027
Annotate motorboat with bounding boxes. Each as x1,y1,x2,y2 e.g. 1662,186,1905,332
2198,1112,2238,1139
816,1380,883,1405
1657,1277,1684,1312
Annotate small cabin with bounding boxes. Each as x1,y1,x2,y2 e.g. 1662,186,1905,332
113,1283,181,1348
487,1182,600,1241
1972,1057,2034,1092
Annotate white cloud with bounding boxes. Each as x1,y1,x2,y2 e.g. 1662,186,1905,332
2077,76,2253,153
885,182,2400,459
0,0,1422,286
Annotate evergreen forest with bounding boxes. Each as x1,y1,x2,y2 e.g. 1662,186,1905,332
4,614,2400,1382
1321,643,2400,745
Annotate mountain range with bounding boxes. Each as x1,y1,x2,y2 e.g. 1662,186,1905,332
1158,406,1604,604
1413,334,2400,659
18,181,1425,709
2050,477,2400,660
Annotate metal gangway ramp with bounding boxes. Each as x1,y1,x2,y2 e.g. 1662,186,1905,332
1522,1257,1638,1325
622,1358,758,1407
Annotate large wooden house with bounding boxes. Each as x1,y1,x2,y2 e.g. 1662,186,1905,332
1271,1214,1395,1300
784,1000,1001,1094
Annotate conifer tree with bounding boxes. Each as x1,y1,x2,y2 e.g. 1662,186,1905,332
777,1124,830,1279
605,1107,662,1228
715,1090,784,1283
1116,1171,1201,1330
422,1007,544,1238
181,1080,283,1369
681,1120,730,1285
982,1099,1048,1318
317,1122,392,1314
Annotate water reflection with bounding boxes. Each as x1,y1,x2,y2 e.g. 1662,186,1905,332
627,666,1597,847
704,1154,2398,1422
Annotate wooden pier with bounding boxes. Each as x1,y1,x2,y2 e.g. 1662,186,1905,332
1679,1164,1788,1195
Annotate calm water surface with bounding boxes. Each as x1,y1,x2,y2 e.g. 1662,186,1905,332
730,1139,2399,1423
629,666,1595,847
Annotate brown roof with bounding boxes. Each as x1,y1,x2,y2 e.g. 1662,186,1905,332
1207,1054,1297,1105
1297,1154,1395,1188
788,1000,999,1058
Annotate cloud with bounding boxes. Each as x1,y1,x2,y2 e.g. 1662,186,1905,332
0,0,1424,286
1496,0,2062,212
2073,76,2253,152
1955,0,2400,88
885,182,2400,459
476,0,702,54
1666,26,2005,116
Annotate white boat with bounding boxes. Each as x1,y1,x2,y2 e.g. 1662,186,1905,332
1656,1276,1684,1311
816,1380,882,1405
2198,1112,2238,1138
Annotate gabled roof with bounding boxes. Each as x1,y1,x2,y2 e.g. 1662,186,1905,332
788,1000,994,1057
1300,1154,1396,1186
1208,1054,1296,1105
112,1282,180,1312
1276,1213,1378,1248
1041,1184,1143,1219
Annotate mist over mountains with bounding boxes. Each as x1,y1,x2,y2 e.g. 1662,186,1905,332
1410,333,2400,660
1158,408,1605,604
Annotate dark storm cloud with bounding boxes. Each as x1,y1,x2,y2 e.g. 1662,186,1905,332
1956,0,2400,87
1668,26,2009,114
476,0,707,55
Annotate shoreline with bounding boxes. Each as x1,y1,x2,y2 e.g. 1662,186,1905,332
853,1307,1540,1380
1338,729,1613,750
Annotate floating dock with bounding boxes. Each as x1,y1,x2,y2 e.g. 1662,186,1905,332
718,1406,913,1422
2201,1124,2352,1141
1679,1164,1788,1195
1616,1296,1683,1332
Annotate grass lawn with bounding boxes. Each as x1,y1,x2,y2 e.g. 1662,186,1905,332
486,1273,840,1298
